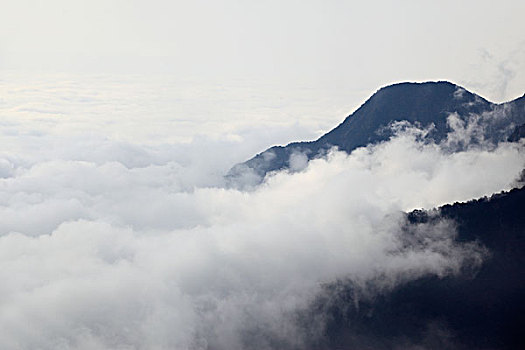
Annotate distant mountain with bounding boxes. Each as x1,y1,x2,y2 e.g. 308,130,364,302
304,186,525,350
229,82,525,183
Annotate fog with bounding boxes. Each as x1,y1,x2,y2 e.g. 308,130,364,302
1,76,524,349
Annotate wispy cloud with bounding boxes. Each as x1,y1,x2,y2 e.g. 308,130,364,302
0,102,523,348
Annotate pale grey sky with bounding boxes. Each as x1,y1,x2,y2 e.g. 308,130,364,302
1,0,525,102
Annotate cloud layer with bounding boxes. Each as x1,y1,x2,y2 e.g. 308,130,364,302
0,74,524,349
1,107,524,349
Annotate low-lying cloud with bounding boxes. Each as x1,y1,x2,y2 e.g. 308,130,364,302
1,108,523,349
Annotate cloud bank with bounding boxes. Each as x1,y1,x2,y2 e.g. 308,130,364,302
1,105,524,349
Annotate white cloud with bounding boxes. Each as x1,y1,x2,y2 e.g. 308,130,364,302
0,74,524,349
0,116,523,348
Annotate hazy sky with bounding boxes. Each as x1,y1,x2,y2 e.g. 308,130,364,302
2,0,525,102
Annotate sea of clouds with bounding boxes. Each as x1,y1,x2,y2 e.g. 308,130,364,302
0,75,524,349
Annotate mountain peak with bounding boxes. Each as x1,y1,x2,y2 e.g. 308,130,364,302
371,81,473,105
228,81,525,184
318,81,489,150
379,80,457,89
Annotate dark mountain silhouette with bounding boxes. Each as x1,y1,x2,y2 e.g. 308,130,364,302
301,186,525,350
229,82,525,183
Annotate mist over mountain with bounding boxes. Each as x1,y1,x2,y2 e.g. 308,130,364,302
301,186,525,350
229,81,525,184
220,81,525,349
508,122,525,142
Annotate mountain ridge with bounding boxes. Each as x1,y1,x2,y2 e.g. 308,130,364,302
229,81,525,184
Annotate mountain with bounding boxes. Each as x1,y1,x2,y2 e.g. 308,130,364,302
304,186,525,350
229,82,525,183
